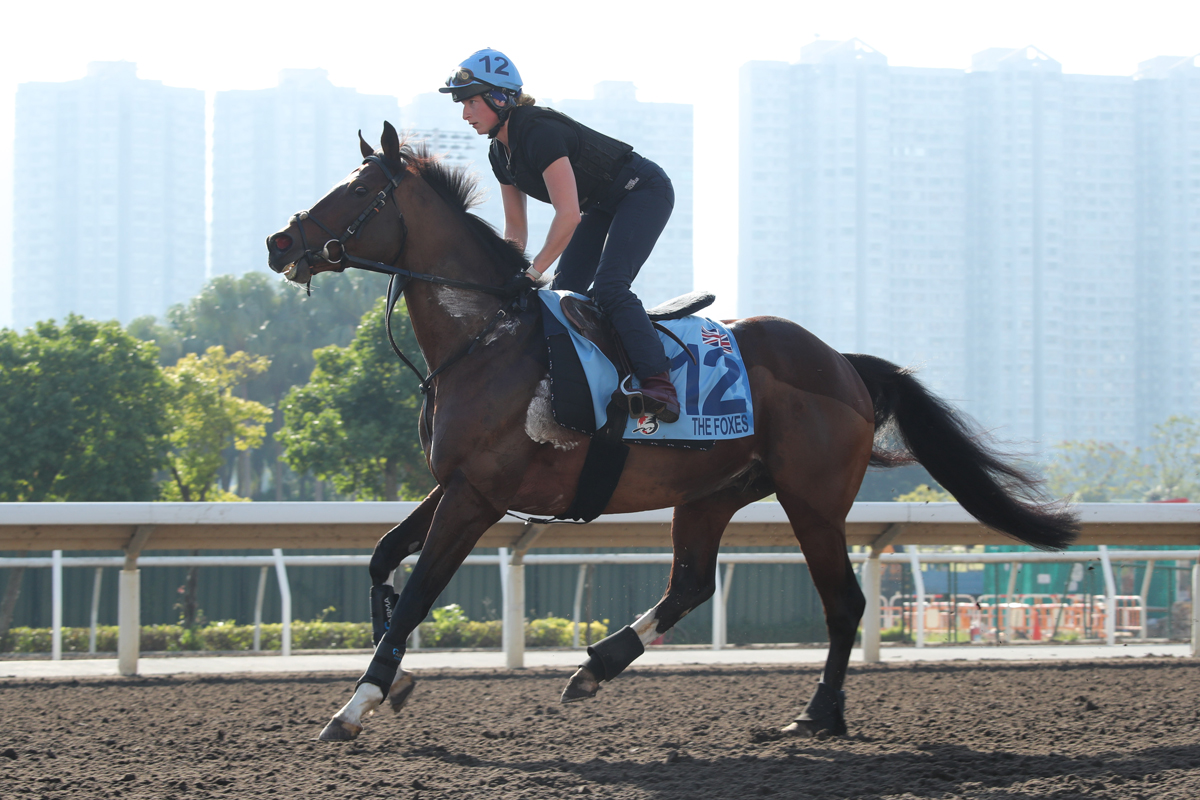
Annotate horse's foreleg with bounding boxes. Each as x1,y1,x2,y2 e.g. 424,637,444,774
368,486,444,649
319,473,501,742
561,492,745,702
777,493,864,737
369,485,444,584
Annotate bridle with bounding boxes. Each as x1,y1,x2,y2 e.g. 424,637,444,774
283,153,522,394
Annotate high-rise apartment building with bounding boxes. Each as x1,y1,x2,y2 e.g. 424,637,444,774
12,62,205,328
740,42,1195,448
1133,56,1200,443
400,82,693,307
211,70,398,277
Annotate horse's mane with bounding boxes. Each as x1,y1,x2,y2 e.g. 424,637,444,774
397,140,529,277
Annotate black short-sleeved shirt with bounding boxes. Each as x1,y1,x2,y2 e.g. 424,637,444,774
489,108,582,205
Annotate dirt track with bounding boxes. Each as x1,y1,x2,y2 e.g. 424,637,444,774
3,658,1200,799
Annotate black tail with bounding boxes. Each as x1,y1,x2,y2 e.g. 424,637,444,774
843,353,1078,551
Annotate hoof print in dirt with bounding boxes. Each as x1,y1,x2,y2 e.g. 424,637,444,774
318,718,362,742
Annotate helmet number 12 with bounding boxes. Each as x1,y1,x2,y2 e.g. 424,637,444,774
479,55,510,76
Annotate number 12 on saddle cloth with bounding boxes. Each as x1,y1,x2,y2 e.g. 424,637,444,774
539,290,754,448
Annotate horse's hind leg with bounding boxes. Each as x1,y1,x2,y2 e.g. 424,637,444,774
561,489,753,702
776,491,865,736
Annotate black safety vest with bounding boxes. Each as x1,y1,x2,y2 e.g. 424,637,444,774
489,106,634,209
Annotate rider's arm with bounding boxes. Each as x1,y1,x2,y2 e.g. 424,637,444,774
501,182,529,253
530,156,581,279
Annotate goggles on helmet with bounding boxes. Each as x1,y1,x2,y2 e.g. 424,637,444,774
446,67,480,88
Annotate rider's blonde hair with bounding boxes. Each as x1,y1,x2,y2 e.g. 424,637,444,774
516,92,536,107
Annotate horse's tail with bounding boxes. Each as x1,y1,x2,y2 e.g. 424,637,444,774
841,353,1078,551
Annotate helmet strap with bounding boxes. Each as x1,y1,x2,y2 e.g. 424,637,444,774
482,88,519,138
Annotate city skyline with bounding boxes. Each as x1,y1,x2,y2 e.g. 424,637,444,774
3,0,1198,327
2,9,1198,451
739,40,1198,449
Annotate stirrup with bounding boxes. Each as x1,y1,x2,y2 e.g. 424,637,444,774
618,376,647,420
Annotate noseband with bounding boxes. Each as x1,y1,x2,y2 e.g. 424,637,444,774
287,154,523,395
286,154,409,283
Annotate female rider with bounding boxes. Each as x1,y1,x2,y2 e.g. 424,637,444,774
440,48,680,422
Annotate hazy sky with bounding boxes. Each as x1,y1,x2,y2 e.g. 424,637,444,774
1,0,1197,326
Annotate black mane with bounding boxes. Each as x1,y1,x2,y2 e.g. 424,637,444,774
398,141,530,277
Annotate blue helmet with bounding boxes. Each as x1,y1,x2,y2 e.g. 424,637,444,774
439,48,523,103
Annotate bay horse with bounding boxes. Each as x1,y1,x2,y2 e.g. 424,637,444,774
265,123,1077,743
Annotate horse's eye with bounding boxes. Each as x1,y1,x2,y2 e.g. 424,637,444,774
354,186,369,197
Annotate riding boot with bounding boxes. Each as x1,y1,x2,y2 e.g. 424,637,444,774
638,373,680,423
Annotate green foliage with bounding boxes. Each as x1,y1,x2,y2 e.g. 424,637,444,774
893,484,953,502
0,316,172,501
1046,416,1200,502
161,346,273,501
526,616,608,647
0,611,606,653
278,297,432,500
128,271,387,499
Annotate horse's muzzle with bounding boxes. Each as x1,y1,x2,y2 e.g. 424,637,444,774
266,229,304,278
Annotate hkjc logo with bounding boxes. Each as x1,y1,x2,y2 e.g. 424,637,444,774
634,415,659,435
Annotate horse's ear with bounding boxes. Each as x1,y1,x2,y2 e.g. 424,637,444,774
359,130,374,159
381,121,401,162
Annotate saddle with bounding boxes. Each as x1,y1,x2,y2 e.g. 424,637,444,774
558,290,715,381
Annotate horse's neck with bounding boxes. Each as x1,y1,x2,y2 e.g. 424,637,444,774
400,245,507,374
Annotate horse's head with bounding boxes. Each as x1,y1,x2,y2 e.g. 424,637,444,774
266,121,410,284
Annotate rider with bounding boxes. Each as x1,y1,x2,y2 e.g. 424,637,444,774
440,48,680,423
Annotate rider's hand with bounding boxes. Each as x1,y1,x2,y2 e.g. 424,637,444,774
503,272,537,296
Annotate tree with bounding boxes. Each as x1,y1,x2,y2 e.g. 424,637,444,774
0,315,171,502
1045,440,1146,502
277,298,432,500
1045,416,1200,502
161,346,273,502
129,270,388,498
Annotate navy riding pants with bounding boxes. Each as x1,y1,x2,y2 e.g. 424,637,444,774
551,156,675,380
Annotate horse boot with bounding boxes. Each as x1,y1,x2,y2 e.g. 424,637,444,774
637,373,680,423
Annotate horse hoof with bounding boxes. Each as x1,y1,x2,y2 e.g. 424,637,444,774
781,720,824,737
318,717,363,742
388,670,417,713
560,667,600,703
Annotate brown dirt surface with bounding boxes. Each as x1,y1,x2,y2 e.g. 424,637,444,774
3,658,1200,799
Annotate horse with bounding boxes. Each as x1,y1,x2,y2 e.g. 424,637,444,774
265,122,1078,743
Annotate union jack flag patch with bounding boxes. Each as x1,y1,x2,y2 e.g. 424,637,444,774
701,326,733,354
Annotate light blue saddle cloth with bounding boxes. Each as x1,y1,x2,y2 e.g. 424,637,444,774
539,290,755,446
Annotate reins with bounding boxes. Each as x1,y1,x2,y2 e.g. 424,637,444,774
290,153,524,395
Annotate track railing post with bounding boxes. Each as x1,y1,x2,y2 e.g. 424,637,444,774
863,525,905,663
51,550,62,661
711,563,725,650
504,522,549,669
1099,546,1116,646
89,567,103,655
118,526,153,676
909,547,926,647
572,564,588,648
1139,560,1155,639
1192,561,1200,658
1005,561,1021,644
253,566,269,652
273,549,291,657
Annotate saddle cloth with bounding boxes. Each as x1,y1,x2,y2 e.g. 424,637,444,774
539,290,755,447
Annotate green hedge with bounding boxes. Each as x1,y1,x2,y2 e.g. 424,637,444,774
0,605,607,654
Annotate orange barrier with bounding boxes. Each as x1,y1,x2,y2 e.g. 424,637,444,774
879,594,1145,642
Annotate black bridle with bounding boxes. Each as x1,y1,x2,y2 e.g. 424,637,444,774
287,154,519,394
